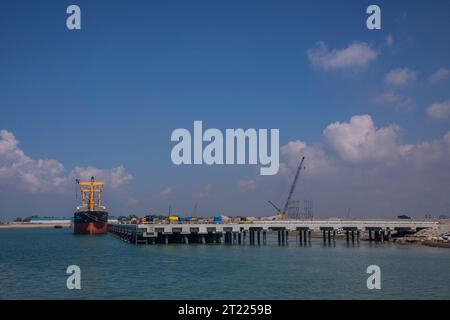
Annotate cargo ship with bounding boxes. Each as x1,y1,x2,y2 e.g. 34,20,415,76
74,176,108,235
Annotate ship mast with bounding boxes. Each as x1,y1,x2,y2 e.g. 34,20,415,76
76,176,105,211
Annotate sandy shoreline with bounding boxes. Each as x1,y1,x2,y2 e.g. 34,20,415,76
0,223,72,229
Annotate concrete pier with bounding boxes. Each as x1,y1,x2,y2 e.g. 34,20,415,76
297,227,310,245
343,227,358,243
108,219,438,246
320,227,334,244
366,227,383,242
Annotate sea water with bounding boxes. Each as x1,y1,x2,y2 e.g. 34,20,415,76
0,228,449,299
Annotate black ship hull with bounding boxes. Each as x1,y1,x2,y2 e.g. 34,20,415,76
74,210,108,235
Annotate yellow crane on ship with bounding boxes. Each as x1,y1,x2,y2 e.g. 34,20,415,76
76,176,105,211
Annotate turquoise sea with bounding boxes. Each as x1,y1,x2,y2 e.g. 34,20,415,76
0,227,449,299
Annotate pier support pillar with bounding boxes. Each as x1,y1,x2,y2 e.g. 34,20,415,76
257,230,261,245
357,230,360,242
281,230,285,245
346,230,350,243
285,230,289,244
333,230,336,242
323,230,326,243
327,230,331,243
278,230,281,245
263,231,267,244
351,230,355,243
308,230,312,242
369,230,373,242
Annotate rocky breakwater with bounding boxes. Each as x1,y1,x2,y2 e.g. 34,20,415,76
394,219,450,248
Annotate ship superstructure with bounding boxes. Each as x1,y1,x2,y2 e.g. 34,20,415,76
73,176,108,235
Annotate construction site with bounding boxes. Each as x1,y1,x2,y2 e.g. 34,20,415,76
107,156,447,247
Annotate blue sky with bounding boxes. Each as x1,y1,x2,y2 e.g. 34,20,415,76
1,0,450,219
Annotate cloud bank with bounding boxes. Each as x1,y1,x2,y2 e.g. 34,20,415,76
307,41,378,71
247,115,450,217
0,129,133,194
384,68,417,86
429,68,450,84
427,100,450,120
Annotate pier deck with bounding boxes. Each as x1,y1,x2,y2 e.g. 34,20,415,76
108,219,438,245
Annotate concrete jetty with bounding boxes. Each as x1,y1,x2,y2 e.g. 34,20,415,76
108,219,438,245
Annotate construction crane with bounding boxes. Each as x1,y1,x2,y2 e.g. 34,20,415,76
268,156,305,220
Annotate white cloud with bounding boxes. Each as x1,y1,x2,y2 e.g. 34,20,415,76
280,140,330,175
307,41,378,71
375,92,416,112
238,179,256,190
395,97,415,112
158,186,172,200
427,100,450,120
275,116,450,217
70,165,133,189
323,115,401,163
375,92,401,104
279,116,450,171
429,68,450,84
0,130,66,193
0,129,133,194
374,92,415,113
195,184,212,198
385,35,394,46
384,67,417,86
398,132,450,164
